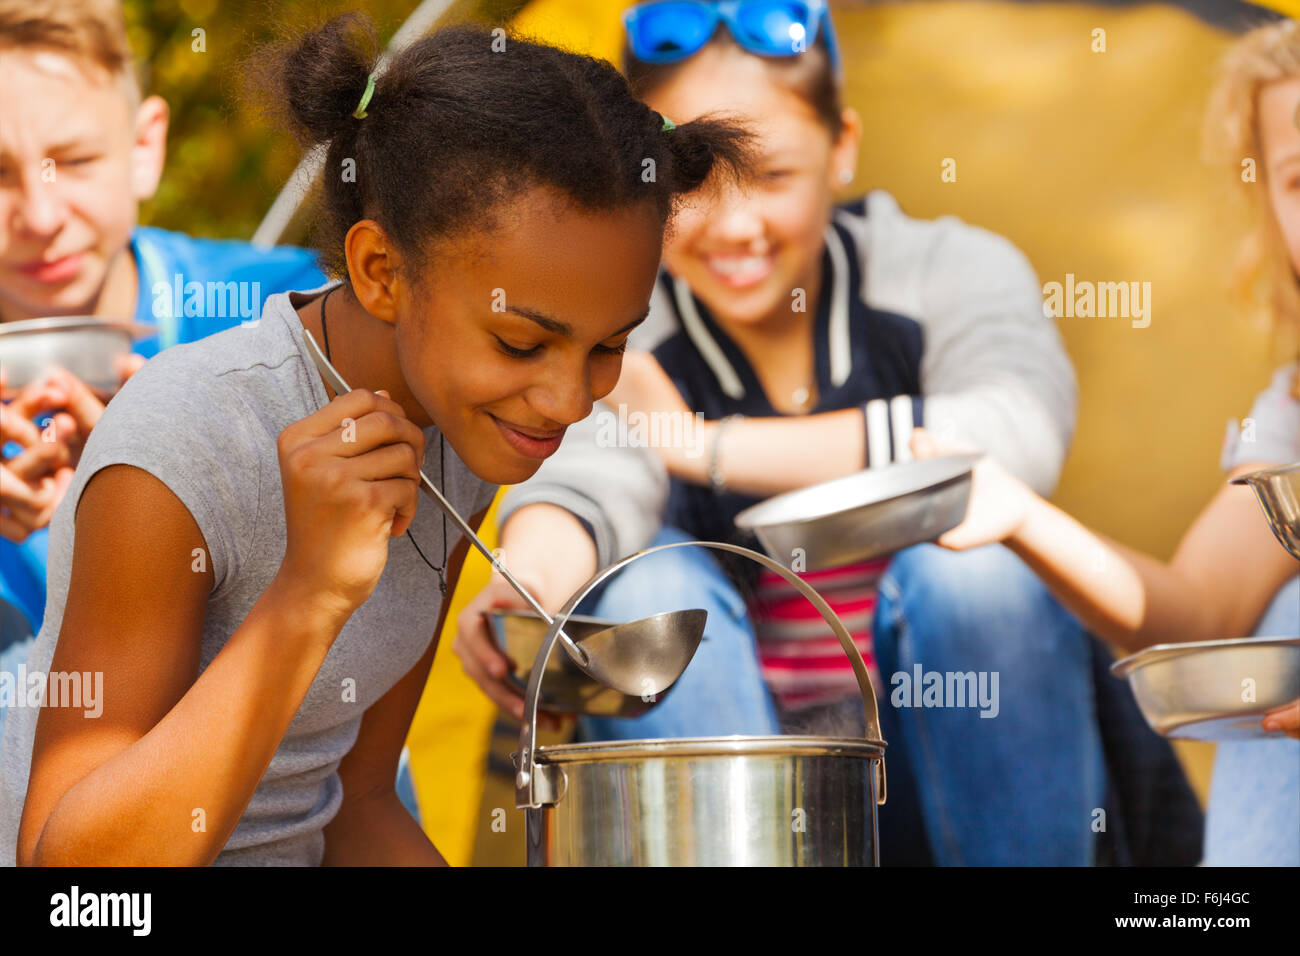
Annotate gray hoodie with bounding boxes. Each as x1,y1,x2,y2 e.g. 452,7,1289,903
499,191,1077,568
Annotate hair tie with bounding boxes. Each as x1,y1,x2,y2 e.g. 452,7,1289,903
353,73,376,119
660,113,676,132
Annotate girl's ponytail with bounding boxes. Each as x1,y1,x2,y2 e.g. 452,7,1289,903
241,16,757,280
660,111,755,199
249,13,381,149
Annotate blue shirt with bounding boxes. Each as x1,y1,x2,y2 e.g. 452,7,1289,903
0,226,325,636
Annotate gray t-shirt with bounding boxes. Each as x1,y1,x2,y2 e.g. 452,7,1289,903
0,282,498,865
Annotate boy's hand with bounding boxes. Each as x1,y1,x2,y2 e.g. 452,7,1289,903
0,385,76,541
15,367,117,465
2,366,113,471
0,460,72,541
108,352,147,398
0,358,145,540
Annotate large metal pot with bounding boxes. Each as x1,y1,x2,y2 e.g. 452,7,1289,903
514,541,887,866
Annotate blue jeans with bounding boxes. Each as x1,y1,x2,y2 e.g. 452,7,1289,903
577,528,1106,865
873,543,1105,865
1204,574,1300,866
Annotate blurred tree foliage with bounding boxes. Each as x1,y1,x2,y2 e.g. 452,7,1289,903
123,0,526,244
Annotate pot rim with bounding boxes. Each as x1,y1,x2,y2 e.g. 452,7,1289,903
531,734,886,764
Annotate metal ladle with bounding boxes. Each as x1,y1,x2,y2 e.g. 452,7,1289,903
515,539,888,811
301,325,707,695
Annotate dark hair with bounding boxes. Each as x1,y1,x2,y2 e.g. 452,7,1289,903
242,14,756,278
623,26,844,140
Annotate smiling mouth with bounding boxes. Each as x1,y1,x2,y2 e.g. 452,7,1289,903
704,253,775,289
489,413,565,459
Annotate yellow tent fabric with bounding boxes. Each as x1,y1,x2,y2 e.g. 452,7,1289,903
513,0,628,57
1259,1,1300,17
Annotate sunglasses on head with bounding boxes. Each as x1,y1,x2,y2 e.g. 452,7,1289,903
623,0,843,78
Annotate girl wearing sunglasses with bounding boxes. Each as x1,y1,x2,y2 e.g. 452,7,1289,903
455,1,1201,864
0,15,753,866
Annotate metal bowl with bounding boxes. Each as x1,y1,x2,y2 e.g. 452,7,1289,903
1230,462,1300,561
1110,636,1300,741
734,454,980,570
488,610,673,717
0,316,137,392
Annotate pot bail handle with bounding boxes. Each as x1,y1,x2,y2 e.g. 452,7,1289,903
515,540,887,810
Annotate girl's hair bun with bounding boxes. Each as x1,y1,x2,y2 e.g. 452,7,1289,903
241,16,758,280
245,12,381,148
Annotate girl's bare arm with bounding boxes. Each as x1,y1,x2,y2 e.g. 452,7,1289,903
1004,461,1297,653
322,509,486,866
18,465,352,866
668,408,867,498
20,387,427,865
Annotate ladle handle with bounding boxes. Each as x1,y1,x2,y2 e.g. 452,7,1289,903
515,540,887,809
413,469,586,660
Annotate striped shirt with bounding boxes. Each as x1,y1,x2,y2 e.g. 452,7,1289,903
749,559,890,710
